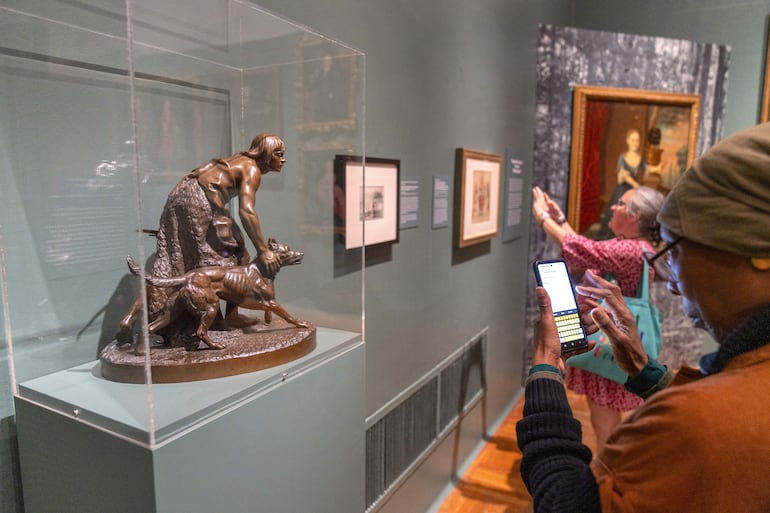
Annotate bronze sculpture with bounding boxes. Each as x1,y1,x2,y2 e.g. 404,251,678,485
101,134,315,383
153,133,286,326
115,239,308,354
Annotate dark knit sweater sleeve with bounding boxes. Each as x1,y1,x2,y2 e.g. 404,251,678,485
516,377,601,513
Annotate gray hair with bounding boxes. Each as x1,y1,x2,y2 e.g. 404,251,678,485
627,185,665,245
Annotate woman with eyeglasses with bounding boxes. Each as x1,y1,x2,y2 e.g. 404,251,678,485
520,122,770,512
532,184,665,450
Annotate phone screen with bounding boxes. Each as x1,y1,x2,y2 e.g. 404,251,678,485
533,259,588,353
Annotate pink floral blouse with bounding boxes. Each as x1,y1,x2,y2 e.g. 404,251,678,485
561,233,654,297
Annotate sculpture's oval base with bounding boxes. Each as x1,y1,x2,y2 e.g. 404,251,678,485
100,319,316,383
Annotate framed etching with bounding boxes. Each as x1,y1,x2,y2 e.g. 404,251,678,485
568,85,700,238
454,148,502,248
334,155,400,249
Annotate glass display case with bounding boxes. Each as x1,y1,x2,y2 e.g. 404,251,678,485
0,0,365,450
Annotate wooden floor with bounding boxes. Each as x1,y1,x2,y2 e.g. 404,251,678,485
436,389,596,513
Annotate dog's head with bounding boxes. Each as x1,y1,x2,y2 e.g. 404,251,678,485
268,238,304,267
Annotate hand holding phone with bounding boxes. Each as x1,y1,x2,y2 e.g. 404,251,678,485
533,259,589,354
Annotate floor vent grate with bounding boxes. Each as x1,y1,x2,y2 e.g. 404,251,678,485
365,332,487,511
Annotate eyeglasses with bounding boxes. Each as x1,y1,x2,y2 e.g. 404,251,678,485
644,236,683,282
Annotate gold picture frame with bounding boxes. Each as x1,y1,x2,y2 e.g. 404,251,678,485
568,85,700,237
761,16,770,123
454,148,502,248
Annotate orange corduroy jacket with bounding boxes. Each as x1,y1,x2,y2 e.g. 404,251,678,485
591,343,770,512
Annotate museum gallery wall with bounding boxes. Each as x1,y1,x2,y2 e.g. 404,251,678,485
526,25,730,373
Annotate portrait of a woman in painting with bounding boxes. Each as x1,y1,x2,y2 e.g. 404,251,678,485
567,86,700,239
595,128,646,239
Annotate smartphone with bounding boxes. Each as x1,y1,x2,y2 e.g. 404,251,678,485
533,259,589,354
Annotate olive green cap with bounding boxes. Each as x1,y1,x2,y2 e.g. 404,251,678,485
658,122,770,258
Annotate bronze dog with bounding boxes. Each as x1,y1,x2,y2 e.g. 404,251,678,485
115,238,308,354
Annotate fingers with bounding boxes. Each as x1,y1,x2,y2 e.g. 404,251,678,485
579,271,649,377
532,187,544,215
589,306,648,376
534,286,556,338
589,307,620,339
532,186,562,217
575,270,619,303
580,275,632,334
576,272,637,335
535,286,552,316
532,186,548,204
533,287,562,368
580,269,612,289
575,291,599,335
576,292,600,312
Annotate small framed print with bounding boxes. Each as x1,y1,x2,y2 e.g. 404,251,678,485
334,155,400,250
454,148,502,248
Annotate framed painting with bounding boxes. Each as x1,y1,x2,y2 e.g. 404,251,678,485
454,148,502,248
568,85,700,238
297,36,360,133
334,155,400,250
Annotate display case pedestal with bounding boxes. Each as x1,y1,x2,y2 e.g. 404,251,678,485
14,329,364,513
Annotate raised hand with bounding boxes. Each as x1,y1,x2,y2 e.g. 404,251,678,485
575,270,649,377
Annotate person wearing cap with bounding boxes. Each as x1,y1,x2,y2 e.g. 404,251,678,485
517,122,770,512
